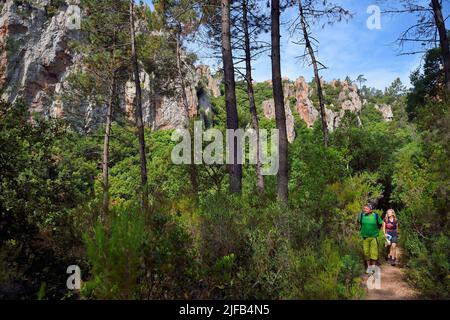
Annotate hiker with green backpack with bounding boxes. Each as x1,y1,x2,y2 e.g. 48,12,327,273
358,203,383,271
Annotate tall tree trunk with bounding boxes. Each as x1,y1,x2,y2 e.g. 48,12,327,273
242,0,264,192
187,121,199,201
221,0,242,193
102,74,116,219
176,31,190,116
298,0,329,147
176,30,199,199
271,0,288,204
431,0,450,93
130,0,149,213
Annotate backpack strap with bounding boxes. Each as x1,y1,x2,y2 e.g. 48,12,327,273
375,213,382,229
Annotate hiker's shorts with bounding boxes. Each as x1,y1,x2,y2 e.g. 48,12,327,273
387,233,398,244
362,237,379,261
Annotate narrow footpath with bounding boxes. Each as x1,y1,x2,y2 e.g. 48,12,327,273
364,248,419,300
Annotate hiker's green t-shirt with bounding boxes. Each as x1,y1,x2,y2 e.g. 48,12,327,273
359,213,383,238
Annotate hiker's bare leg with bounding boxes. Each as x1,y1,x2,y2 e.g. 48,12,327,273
391,243,397,259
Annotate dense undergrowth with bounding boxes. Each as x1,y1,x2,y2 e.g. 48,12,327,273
0,70,448,299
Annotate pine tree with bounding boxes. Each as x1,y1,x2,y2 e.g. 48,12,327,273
221,0,242,193
384,0,450,93
293,0,351,147
71,0,131,219
271,0,288,203
129,0,149,214
430,0,450,93
236,0,268,192
152,0,203,198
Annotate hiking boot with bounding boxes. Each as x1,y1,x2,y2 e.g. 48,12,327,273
366,267,375,274
391,258,396,266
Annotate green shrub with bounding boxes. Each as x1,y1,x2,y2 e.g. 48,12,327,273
82,205,147,300
325,172,383,238
288,239,364,300
403,234,450,298
195,194,364,300
140,211,200,299
392,131,450,299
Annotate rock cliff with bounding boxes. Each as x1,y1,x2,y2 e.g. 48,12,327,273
1,0,393,137
0,0,221,131
261,77,372,136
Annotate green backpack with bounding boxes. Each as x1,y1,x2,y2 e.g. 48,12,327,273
358,212,382,230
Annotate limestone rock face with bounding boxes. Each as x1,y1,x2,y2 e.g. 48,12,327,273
0,0,221,131
330,79,339,89
259,77,394,142
1,0,77,115
196,65,221,98
262,98,296,143
1,0,392,139
194,65,219,126
1,0,107,132
338,82,362,113
287,77,364,131
262,99,275,119
375,104,394,121
284,100,296,143
122,65,222,131
294,77,319,128
283,78,295,99
333,81,363,128
124,69,199,131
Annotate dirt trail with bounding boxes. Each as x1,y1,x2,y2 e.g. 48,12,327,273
364,248,419,300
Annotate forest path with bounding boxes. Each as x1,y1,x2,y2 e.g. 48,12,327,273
363,248,420,300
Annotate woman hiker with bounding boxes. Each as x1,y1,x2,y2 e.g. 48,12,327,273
383,209,400,266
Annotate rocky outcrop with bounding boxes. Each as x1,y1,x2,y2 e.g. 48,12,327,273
1,0,392,139
334,80,363,128
262,99,296,143
261,77,368,136
293,77,319,128
196,65,221,98
284,100,296,143
338,81,362,113
0,0,221,132
375,104,394,121
125,70,189,131
109,64,220,132
0,0,77,115
262,100,275,119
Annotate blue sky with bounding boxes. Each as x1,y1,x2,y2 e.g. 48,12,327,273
146,0,449,90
